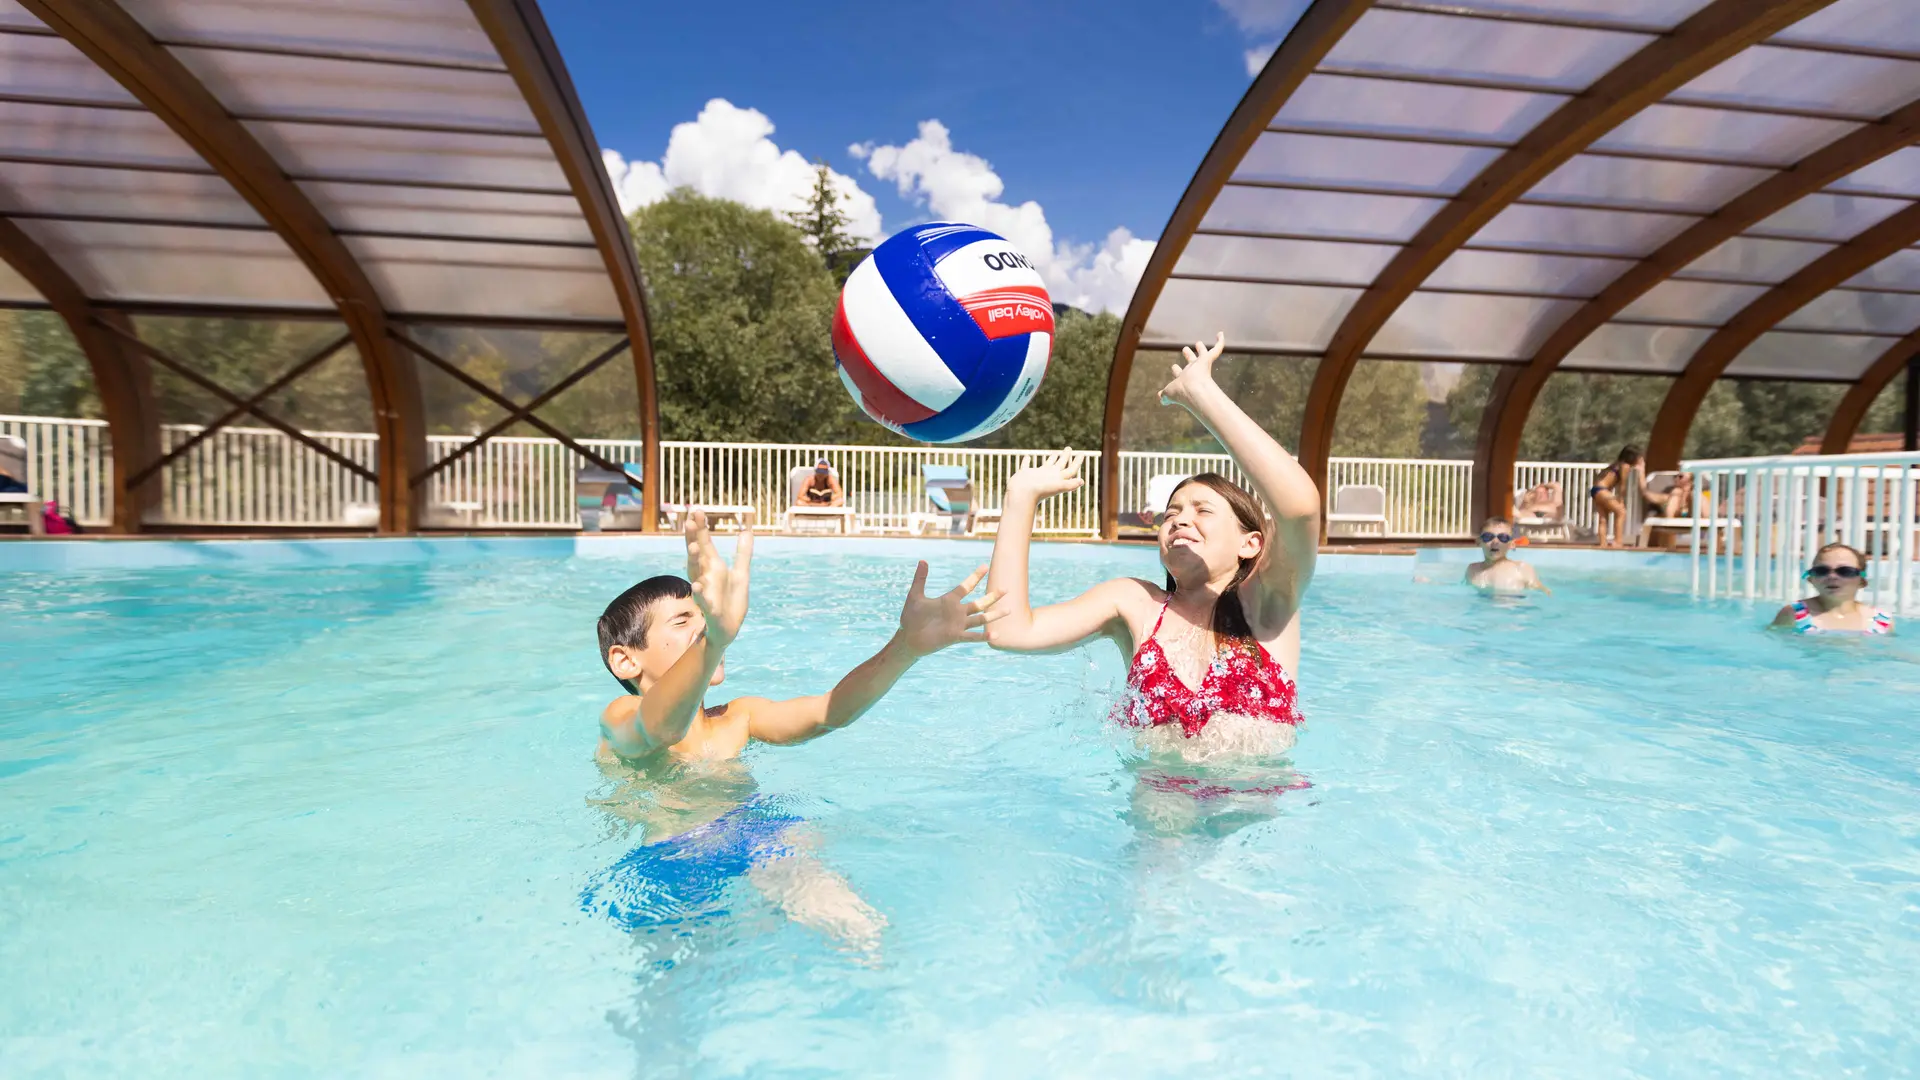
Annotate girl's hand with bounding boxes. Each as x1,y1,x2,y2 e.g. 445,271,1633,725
896,562,1004,656
1007,448,1084,502
1160,332,1225,409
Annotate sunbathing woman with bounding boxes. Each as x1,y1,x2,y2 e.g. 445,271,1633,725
985,333,1318,834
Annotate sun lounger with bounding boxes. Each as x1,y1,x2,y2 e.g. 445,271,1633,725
910,464,973,536
575,463,646,531
782,464,858,534
0,435,45,535
1325,483,1388,539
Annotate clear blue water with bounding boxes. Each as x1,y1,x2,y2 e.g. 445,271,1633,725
3,542,1919,1078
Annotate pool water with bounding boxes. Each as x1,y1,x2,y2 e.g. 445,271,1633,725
3,541,1918,1078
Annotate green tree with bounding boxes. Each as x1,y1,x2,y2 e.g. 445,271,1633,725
1329,361,1428,459
0,311,99,418
784,161,861,283
974,309,1117,450
632,189,871,444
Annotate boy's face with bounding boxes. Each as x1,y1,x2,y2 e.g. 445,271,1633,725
606,595,724,693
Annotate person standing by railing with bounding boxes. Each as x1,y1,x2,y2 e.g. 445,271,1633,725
1589,446,1642,548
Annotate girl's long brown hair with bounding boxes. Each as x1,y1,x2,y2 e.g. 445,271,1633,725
1163,473,1266,646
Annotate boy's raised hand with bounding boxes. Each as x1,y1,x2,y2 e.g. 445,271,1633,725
896,561,1003,656
685,511,753,649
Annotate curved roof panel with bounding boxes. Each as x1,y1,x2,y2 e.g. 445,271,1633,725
0,0,629,327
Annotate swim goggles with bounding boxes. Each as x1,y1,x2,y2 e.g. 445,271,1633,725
1806,565,1863,579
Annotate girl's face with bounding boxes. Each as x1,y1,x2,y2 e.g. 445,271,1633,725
1159,483,1261,583
1807,549,1867,603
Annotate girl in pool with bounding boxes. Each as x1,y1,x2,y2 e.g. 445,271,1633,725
985,333,1317,834
1769,542,1896,635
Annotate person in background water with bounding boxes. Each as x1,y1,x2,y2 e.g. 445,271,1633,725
984,333,1316,836
1769,542,1895,635
1464,518,1550,595
1589,445,1642,548
582,513,1002,950
799,457,843,506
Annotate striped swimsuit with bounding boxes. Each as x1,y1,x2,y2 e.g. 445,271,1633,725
1790,601,1894,635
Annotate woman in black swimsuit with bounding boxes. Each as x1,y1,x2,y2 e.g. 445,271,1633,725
801,458,842,506
1589,445,1641,548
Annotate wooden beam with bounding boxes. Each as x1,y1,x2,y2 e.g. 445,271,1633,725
1098,0,1373,539
1481,97,1920,519
467,0,660,532
1648,201,1920,468
1297,0,1837,519
1819,329,1920,453
21,0,427,532
0,215,159,532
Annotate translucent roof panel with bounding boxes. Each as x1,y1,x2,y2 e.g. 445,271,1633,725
1617,280,1769,326
1528,155,1769,213
1723,332,1891,380
0,0,636,332
1424,250,1631,297
1471,204,1696,257
1565,324,1714,374
16,219,326,307
1272,74,1562,143
1825,148,1920,199
0,163,262,227
1845,248,1920,292
1234,132,1500,197
343,237,620,322
1203,186,1445,241
1407,0,1717,31
115,0,504,68
1675,237,1835,284
1321,9,1653,91
1671,47,1920,119
1369,293,1582,360
1142,279,1359,352
1589,104,1857,168
1751,193,1914,242
1775,290,1920,336
1173,234,1397,287
1770,0,1920,56
0,259,39,303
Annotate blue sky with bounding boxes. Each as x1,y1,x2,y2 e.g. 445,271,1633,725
541,0,1308,311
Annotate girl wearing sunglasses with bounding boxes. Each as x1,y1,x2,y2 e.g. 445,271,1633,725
1769,542,1895,635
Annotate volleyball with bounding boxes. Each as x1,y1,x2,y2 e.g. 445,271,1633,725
831,222,1053,443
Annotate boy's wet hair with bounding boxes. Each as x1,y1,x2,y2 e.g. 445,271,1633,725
597,575,692,691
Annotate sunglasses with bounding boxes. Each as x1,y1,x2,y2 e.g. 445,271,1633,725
1806,564,1863,580
1479,532,1513,544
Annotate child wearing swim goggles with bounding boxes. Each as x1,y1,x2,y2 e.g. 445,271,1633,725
1465,517,1550,595
1769,542,1895,635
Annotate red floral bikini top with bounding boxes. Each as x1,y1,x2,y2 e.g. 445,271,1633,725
1112,602,1302,737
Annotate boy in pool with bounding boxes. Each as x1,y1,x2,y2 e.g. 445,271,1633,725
582,513,1002,946
1464,518,1550,595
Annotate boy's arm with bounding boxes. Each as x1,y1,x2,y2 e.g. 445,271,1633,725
1526,564,1553,595
747,562,1000,745
602,514,753,758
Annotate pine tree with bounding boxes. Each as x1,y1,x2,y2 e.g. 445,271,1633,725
784,161,860,282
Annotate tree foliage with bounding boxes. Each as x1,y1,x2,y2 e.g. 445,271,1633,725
784,161,862,284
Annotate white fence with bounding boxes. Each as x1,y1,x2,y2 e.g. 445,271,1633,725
5,413,1634,541
1686,451,1920,618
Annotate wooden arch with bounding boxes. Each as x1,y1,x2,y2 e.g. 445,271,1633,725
0,216,159,532
1097,0,1372,539
1822,330,1920,453
1647,202,1920,469
22,0,429,532
468,0,661,531
1295,0,1833,511
1478,99,1920,518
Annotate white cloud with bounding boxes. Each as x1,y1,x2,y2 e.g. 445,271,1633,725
1214,0,1311,35
600,99,882,241
1243,42,1277,76
852,120,1154,315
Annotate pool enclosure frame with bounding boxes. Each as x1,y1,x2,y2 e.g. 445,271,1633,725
0,0,658,535
1102,0,1920,539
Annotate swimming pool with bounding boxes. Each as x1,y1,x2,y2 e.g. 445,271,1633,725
3,539,1917,1077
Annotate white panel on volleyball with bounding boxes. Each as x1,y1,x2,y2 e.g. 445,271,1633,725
949,332,1052,442
931,237,1049,298
840,256,966,412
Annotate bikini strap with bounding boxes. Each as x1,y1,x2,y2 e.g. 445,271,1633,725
1147,598,1170,638
1791,600,1813,627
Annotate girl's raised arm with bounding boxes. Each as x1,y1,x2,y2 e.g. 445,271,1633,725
1160,333,1320,611
984,451,1133,654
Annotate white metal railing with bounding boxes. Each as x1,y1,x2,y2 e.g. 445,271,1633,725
1685,451,1920,618
4,413,1640,542
1,414,114,526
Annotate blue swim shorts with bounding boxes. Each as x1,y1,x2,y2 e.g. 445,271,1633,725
580,798,801,930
